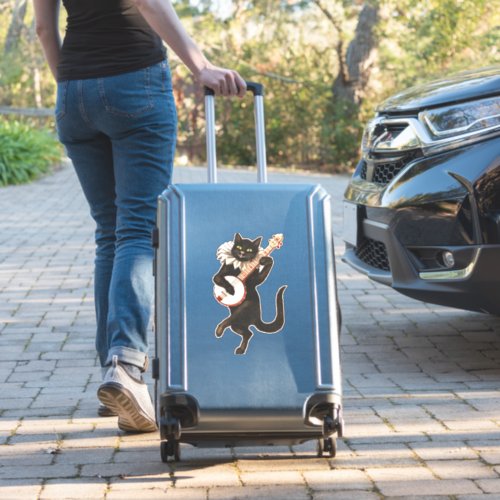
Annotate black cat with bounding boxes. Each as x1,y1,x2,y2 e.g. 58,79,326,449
213,233,286,355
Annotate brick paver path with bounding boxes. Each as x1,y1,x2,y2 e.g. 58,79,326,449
2,162,500,499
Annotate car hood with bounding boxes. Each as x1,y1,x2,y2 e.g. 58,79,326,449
379,66,500,113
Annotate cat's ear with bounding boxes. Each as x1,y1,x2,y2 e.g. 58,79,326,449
252,236,262,248
234,233,242,243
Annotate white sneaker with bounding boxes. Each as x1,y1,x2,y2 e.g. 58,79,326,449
97,355,157,433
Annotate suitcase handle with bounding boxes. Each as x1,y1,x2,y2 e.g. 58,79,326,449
203,81,267,184
204,81,264,97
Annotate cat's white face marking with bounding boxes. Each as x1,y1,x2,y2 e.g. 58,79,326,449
216,241,264,272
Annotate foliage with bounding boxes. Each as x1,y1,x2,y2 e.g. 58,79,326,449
375,0,499,100
0,118,62,186
0,0,498,175
0,2,56,108
172,1,339,170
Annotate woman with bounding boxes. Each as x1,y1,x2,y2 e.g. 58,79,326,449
34,0,246,433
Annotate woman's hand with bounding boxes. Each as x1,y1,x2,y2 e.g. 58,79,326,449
133,0,247,97
197,64,247,97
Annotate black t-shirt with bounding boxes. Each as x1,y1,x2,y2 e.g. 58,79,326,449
57,0,166,81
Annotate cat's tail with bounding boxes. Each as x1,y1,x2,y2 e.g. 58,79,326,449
254,285,287,334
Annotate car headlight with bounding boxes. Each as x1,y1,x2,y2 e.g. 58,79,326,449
362,96,500,158
419,96,500,139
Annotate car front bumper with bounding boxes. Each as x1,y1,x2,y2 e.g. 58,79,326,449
342,137,500,314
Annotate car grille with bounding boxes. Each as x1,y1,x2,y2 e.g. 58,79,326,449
372,157,408,185
360,161,368,179
355,238,390,271
359,151,421,186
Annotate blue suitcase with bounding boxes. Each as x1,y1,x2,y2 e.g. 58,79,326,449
153,83,343,462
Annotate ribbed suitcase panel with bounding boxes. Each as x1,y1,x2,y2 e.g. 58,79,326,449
156,183,341,415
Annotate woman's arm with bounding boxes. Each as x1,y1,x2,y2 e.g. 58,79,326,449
133,0,246,97
33,0,61,79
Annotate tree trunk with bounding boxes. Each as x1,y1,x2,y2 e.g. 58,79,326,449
4,0,27,54
332,2,379,107
28,18,43,108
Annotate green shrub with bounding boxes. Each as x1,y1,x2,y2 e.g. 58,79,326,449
0,118,62,186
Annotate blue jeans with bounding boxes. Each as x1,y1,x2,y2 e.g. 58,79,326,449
55,60,177,371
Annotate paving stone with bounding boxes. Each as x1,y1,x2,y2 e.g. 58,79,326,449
442,419,499,431
14,360,57,372
343,422,394,440
177,445,234,463
57,359,97,368
457,496,500,500
208,485,309,499
231,446,291,459
0,464,78,479
3,407,75,419
478,451,500,465
81,461,169,479
0,449,54,466
0,353,48,364
60,431,120,449
303,469,372,491
241,470,304,486
162,488,209,499
0,420,20,433
40,478,107,499
367,466,435,483
172,463,241,488
432,431,500,443
112,449,160,463
347,442,418,466
377,478,482,496
1,386,40,399
0,398,33,410
108,474,174,492
52,448,115,466
389,419,447,434
236,457,330,472
30,396,83,409
0,479,43,500
107,488,171,499
7,371,52,383
7,433,61,447
292,439,349,456
426,459,497,479
116,431,159,444
410,441,478,461
386,497,456,500
312,492,379,500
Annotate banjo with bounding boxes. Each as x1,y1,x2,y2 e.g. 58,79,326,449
214,234,284,307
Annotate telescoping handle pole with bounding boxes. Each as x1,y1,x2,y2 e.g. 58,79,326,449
204,82,268,184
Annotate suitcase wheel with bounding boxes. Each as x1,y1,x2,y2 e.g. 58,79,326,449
323,415,336,436
160,415,182,462
316,437,336,458
161,439,180,462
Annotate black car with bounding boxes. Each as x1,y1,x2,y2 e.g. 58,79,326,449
342,66,500,314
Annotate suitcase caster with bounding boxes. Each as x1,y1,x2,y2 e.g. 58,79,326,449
160,440,180,462
316,437,336,458
160,416,182,463
323,408,344,438
323,415,335,435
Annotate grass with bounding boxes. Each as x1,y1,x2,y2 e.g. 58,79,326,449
0,118,62,186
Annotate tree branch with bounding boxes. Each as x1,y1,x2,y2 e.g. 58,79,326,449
311,0,347,83
311,0,342,33
4,0,28,54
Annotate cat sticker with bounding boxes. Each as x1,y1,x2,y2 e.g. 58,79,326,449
212,233,287,355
